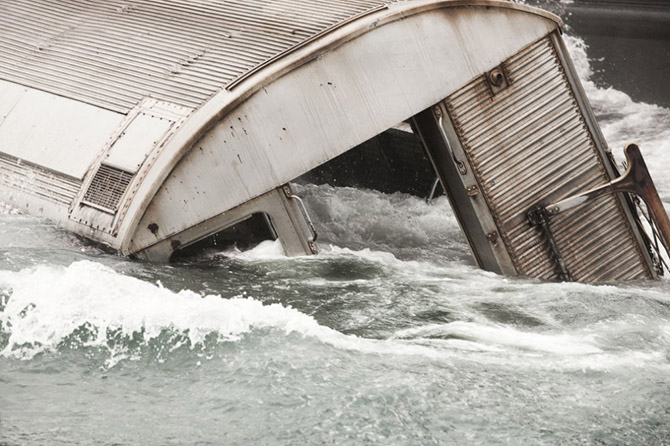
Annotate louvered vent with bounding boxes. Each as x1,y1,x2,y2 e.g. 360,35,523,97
83,164,134,212
445,36,651,282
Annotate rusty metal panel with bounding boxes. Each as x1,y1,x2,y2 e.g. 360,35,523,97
0,0,393,114
445,36,651,282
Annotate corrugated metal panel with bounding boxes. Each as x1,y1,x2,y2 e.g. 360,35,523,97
0,152,81,205
0,0,394,114
446,37,651,282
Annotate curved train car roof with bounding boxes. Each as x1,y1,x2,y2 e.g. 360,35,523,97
0,0,560,111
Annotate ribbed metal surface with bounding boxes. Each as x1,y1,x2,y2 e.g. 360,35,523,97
0,152,81,205
83,164,134,212
446,37,650,282
0,0,393,113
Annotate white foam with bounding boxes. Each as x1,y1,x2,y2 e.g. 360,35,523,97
0,260,498,364
1,260,668,374
233,239,287,260
393,321,602,355
0,203,20,215
293,184,465,258
563,34,670,198
0,261,460,363
0,261,334,359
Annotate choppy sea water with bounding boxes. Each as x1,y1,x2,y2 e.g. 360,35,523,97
2,15,670,446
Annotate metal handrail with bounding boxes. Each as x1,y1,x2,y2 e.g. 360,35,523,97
426,176,441,203
282,185,318,254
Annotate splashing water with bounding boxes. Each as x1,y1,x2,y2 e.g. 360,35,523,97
2,23,670,446
564,34,670,198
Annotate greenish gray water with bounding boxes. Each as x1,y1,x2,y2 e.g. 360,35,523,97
2,30,670,446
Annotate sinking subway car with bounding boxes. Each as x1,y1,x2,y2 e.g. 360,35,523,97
0,0,668,283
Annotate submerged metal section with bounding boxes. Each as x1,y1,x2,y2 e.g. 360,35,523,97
136,184,317,262
6,0,660,282
443,36,652,282
0,0,393,113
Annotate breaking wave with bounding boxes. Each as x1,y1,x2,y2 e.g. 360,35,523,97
0,261,343,362
1,257,669,373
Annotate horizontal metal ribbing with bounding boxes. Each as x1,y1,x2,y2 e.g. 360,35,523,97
478,115,583,181
446,36,649,282
0,0,394,113
456,55,561,128
0,152,82,205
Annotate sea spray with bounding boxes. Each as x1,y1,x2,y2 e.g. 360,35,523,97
0,261,342,360
563,34,670,197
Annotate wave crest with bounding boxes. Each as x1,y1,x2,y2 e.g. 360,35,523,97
0,261,335,362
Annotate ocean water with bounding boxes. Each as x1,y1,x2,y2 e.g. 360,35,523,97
2,10,670,446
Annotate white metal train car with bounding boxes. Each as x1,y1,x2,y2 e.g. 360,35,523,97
0,0,668,282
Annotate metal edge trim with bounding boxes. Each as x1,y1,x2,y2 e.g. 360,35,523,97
549,32,656,279
225,4,389,91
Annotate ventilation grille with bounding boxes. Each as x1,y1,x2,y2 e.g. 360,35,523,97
446,36,650,282
83,164,134,212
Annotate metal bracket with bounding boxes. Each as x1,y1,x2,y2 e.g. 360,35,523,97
485,65,510,96
426,176,442,203
527,205,574,282
540,144,670,256
527,143,670,280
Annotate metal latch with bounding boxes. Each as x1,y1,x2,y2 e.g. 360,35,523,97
486,65,510,95
527,205,573,282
